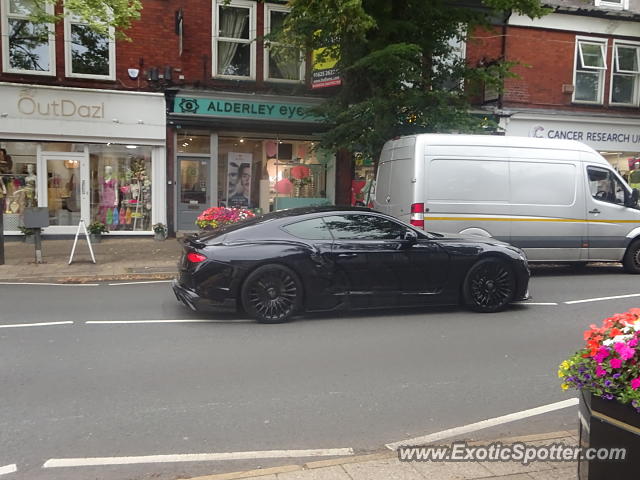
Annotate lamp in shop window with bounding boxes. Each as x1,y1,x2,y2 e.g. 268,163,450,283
64,160,79,169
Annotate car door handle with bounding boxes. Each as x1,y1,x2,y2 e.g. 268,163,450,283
338,253,358,258
589,209,601,214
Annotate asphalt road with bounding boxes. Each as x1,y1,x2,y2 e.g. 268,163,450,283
0,264,638,479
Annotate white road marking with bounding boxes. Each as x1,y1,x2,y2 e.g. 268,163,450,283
565,292,640,305
0,282,98,286
107,280,174,286
385,398,579,450
86,319,250,325
43,448,354,468
0,464,17,476
513,302,558,306
0,321,73,329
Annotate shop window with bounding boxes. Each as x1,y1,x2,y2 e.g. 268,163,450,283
64,12,115,79
264,4,304,83
1,0,55,75
89,145,153,231
1,142,38,232
177,132,211,154
610,42,640,106
573,38,607,104
212,0,256,79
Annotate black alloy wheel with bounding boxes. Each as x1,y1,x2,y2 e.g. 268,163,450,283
463,258,516,313
241,264,303,323
623,240,640,274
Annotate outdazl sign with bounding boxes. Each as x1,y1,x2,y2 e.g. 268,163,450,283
173,97,320,122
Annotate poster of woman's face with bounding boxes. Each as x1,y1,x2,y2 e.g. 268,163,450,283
227,153,252,208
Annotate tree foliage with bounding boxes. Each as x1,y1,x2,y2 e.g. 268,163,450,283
277,0,551,161
25,0,142,39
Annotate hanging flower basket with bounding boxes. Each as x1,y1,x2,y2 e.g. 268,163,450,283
559,308,640,479
196,207,255,231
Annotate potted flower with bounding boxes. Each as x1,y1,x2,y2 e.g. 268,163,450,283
87,221,109,243
19,226,35,244
196,207,255,231
559,308,640,479
152,223,168,241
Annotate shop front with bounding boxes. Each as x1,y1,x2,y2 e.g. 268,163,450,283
0,83,166,236
502,113,640,187
169,92,335,232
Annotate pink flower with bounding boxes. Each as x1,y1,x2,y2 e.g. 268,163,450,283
596,366,607,377
632,378,640,390
616,343,636,361
610,358,622,369
594,347,610,363
629,337,638,348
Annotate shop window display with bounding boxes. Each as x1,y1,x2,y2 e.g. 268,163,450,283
89,146,153,231
1,144,38,231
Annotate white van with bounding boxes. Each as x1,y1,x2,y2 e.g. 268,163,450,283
372,134,640,272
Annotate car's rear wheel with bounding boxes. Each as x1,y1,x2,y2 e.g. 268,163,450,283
623,240,640,274
463,258,516,313
241,264,302,323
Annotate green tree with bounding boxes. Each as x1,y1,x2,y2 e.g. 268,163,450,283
276,0,551,162
24,0,141,39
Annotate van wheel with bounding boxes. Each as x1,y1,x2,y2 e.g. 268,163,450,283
463,258,516,313
623,240,640,274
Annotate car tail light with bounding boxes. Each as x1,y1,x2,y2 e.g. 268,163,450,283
186,252,207,263
410,202,425,229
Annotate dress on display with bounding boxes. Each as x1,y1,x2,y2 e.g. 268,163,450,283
98,178,118,223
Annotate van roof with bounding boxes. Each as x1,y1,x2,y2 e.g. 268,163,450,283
396,133,596,153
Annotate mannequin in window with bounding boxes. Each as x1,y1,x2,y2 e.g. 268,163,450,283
0,149,12,174
99,165,118,224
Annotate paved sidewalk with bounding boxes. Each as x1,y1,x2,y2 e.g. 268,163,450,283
0,235,183,282
188,431,579,480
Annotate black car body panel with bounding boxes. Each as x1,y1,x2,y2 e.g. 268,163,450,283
173,207,530,319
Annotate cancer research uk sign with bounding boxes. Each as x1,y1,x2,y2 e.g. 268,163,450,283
173,96,320,123
506,117,640,151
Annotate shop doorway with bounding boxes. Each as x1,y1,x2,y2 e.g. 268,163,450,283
40,151,90,234
177,156,211,231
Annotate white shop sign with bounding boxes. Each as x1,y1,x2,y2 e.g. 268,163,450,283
504,116,640,152
0,82,166,143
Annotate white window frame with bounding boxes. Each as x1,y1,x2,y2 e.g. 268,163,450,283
595,0,629,10
263,3,304,83
573,37,608,105
1,0,56,75
212,0,256,80
610,40,640,106
63,13,116,80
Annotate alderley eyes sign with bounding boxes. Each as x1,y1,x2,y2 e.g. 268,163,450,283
173,96,321,122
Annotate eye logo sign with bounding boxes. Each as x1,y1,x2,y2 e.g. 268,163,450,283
179,98,199,114
530,125,545,138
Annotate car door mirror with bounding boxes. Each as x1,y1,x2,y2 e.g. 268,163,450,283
403,229,418,244
626,188,639,208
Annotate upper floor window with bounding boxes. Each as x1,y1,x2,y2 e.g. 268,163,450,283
610,41,640,106
64,13,115,79
595,0,629,10
1,0,55,75
573,38,607,104
264,4,304,83
212,0,256,79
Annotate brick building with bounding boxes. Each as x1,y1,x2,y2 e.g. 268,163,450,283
0,0,343,236
468,0,640,179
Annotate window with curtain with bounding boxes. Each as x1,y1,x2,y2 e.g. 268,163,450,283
611,42,640,106
64,12,115,79
213,0,255,79
573,38,607,104
1,0,55,74
264,4,304,82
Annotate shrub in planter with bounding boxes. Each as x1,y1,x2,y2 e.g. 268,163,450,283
153,223,168,241
559,308,640,479
195,207,255,231
87,221,108,243
19,226,35,243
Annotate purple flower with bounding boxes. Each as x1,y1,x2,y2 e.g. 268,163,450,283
604,380,613,387
583,374,592,380
613,373,622,379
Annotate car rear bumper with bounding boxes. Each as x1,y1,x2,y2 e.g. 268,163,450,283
172,279,236,312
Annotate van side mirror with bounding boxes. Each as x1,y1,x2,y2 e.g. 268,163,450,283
630,188,640,208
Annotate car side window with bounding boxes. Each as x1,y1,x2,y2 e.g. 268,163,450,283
322,214,408,240
282,218,333,240
588,167,626,205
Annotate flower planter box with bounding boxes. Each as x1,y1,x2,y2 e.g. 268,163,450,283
578,389,640,479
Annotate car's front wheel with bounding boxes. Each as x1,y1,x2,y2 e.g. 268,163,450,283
462,258,516,313
241,264,303,323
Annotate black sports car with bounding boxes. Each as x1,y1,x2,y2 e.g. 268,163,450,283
173,207,530,323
